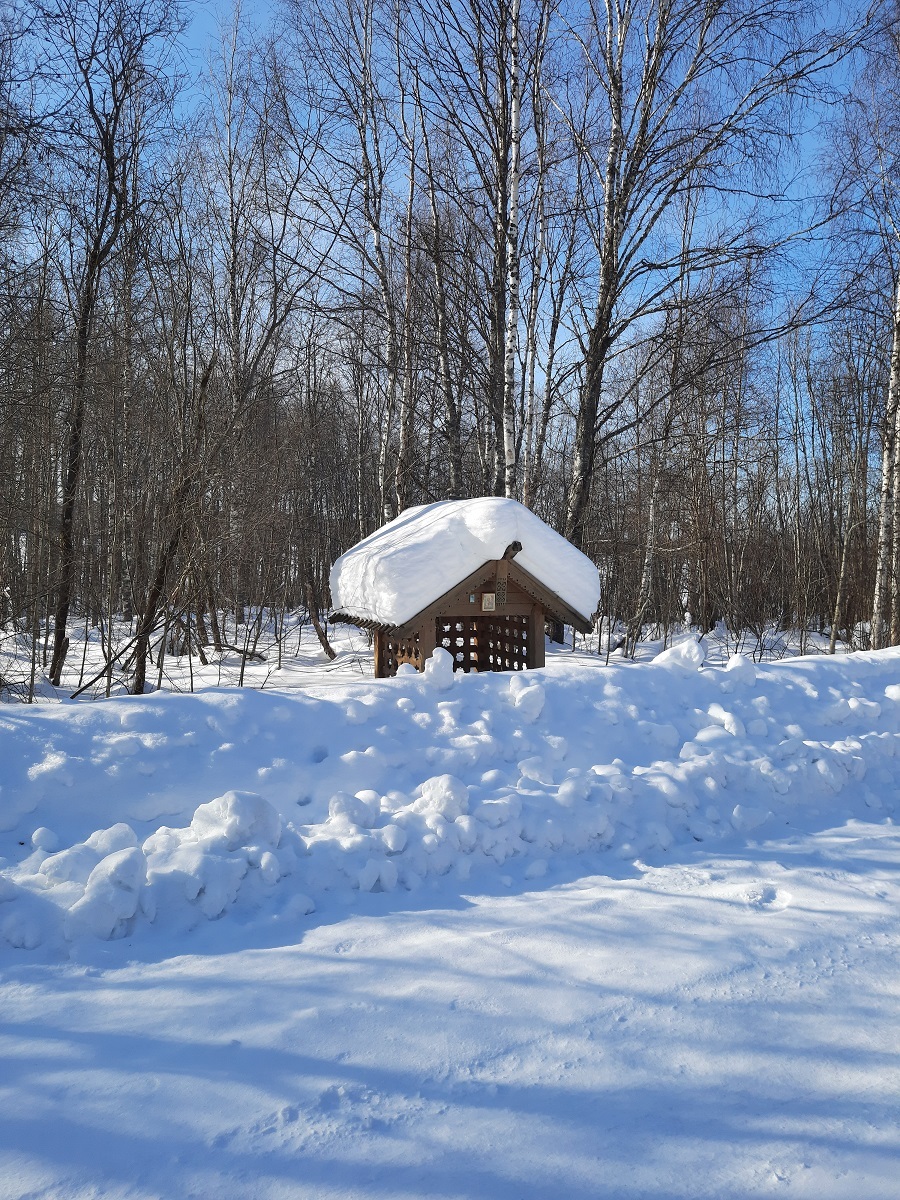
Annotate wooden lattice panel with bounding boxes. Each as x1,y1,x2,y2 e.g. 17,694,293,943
382,631,422,674
436,615,529,673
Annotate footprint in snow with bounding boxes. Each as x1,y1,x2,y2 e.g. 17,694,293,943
318,1083,391,1129
745,884,791,911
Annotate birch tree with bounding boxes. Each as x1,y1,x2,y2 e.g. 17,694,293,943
559,0,859,547
870,274,900,647
412,0,543,497
41,0,181,685
501,0,522,498
832,13,900,648
288,0,408,520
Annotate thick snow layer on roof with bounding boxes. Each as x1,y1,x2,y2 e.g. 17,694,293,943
330,497,601,627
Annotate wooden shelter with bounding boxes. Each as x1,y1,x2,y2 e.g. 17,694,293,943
332,539,595,678
375,541,594,676
330,497,600,678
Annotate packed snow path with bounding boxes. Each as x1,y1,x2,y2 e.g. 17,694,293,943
1,641,899,1197
2,826,899,1200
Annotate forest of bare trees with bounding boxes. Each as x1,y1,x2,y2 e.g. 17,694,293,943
2,0,900,698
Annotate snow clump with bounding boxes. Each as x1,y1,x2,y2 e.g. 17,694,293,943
652,635,706,672
423,647,455,691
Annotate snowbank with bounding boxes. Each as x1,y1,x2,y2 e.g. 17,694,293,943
2,639,899,955
330,497,601,626
4,638,900,1200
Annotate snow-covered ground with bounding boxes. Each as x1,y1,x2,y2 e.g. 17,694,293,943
2,633,899,1198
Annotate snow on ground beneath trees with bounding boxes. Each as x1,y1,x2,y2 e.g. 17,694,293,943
1,636,900,1198
329,497,602,626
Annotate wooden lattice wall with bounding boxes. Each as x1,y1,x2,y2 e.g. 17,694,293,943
436,614,530,672
375,631,422,675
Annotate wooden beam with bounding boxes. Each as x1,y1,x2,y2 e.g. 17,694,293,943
373,630,386,677
418,621,436,667
495,558,509,608
529,604,545,668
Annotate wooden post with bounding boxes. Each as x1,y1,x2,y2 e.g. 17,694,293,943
528,605,545,668
418,620,436,670
374,630,385,677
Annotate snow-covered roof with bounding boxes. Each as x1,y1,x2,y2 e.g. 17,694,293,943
330,497,601,628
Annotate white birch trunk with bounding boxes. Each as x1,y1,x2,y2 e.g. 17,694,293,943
891,347,900,645
829,523,859,654
521,198,544,507
502,0,522,499
395,121,416,515
522,65,547,507
358,1,397,523
870,273,900,648
628,471,662,656
421,128,462,499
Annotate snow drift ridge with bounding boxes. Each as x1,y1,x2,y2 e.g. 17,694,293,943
3,641,899,954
